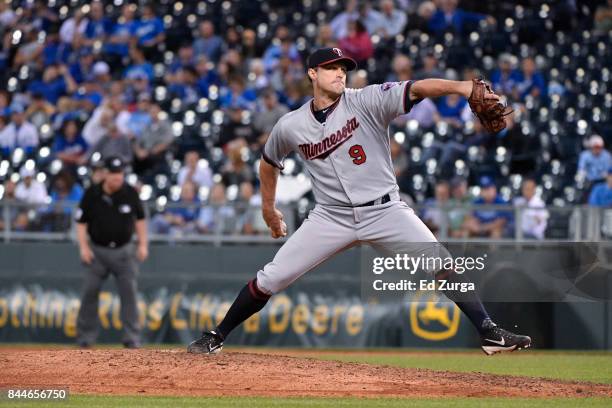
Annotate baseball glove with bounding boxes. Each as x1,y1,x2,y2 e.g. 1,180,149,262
468,78,513,133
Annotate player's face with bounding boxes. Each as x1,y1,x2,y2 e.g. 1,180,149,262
104,171,125,192
315,63,347,96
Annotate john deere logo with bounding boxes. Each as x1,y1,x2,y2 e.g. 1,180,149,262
410,291,460,341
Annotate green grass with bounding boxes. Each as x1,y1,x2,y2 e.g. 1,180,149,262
305,350,612,384
1,396,612,408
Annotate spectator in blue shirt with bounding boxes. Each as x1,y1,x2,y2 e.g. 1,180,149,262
49,169,84,205
262,34,300,75
428,0,493,35
27,64,77,105
134,4,165,60
1,104,39,156
53,119,88,167
514,57,547,101
104,4,138,63
124,47,154,82
195,56,221,98
123,71,152,106
82,1,112,47
491,53,521,96
168,44,196,75
126,93,152,139
589,167,612,207
193,20,224,63
218,76,257,111
31,0,60,33
464,176,512,238
435,94,468,129
165,44,197,92
42,26,72,66
578,135,612,183
151,181,200,237
72,78,104,115
167,66,200,105
69,47,95,84
41,169,83,232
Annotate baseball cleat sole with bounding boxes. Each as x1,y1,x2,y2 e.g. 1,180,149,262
482,340,531,356
187,343,223,355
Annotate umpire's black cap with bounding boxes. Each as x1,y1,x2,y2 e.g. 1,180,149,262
104,156,126,173
307,48,357,71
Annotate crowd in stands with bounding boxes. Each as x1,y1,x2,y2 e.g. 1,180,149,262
0,0,610,239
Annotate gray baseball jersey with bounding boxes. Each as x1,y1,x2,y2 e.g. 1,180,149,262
263,81,419,206
255,80,447,296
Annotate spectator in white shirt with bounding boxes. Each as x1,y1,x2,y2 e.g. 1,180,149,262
59,8,88,45
513,178,549,240
356,1,386,35
330,0,359,39
15,167,49,205
82,96,130,147
0,105,39,156
177,151,213,190
330,0,385,38
0,1,16,27
377,0,407,39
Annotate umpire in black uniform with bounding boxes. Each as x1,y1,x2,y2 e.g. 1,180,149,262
75,156,149,348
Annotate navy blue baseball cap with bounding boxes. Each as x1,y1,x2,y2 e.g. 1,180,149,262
104,156,126,173
307,48,357,71
479,176,496,188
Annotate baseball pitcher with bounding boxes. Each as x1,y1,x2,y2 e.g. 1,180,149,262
188,48,529,356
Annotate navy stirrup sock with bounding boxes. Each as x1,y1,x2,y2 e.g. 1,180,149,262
437,269,493,334
216,278,271,339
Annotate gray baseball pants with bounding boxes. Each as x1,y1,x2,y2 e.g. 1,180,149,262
257,194,444,294
76,243,140,345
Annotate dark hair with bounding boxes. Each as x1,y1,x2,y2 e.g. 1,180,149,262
130,46,144,56
141,3,154,14
522,177,537,185
354,20,367,34
262,87,276,98
60,119,81,135
228,75,245,86
183,66,198,78
53,169,76,191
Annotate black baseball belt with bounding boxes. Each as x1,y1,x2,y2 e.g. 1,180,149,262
356,193,391,207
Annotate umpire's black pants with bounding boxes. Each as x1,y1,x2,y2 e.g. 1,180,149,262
76,243,140,345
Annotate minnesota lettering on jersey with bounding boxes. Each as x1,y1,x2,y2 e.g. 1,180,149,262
299,117,360,160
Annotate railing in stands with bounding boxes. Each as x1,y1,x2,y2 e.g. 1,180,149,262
0,200,611,244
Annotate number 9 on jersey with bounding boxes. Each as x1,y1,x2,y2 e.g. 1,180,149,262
349,144,367,165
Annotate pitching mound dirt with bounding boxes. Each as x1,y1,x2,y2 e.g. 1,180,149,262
1,349,611,398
